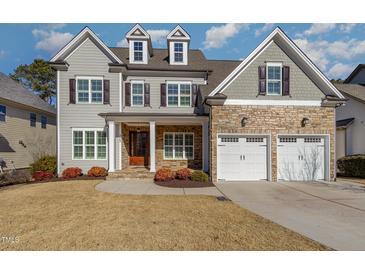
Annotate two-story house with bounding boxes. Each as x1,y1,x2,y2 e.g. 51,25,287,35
50,24,345,182
0,72,56,170
335,65,365,159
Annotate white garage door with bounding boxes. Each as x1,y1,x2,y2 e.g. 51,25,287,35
217,135,268,181
277,136,325,181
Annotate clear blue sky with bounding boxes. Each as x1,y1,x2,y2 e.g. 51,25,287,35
0,23,364,79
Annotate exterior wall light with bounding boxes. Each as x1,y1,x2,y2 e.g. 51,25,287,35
241,117,248,127
301,117,310,127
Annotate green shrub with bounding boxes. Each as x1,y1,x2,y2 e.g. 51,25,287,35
337,155,365,178
191,170,209,182
30,155,57,175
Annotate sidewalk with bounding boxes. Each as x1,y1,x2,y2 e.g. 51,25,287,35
96,180,223,196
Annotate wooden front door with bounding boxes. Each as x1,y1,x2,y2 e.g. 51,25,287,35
129,131,149,166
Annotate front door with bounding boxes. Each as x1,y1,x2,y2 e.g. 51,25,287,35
129,131,149,166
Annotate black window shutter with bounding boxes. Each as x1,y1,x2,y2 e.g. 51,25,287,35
144,83,150,106
160,83,166,107
69,79,76,104
282,66,290,96
192,84,198,107
258,66,266,95
125,83,131,107
103,80,110,104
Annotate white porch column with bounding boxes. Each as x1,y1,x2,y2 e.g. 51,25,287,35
149,121,156,172
108,120,115,172
202,121,209,172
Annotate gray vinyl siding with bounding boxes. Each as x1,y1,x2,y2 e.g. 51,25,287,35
123,76,206,113
58,38,119,174
223,41,324,100
0,99,56,169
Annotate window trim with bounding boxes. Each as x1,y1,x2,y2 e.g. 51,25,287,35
130,80,145,107
30,113,36,127
163,132,194,160
41,115,47,129
166,81,192,107
174,42,184,63
76,76,104,104
133,41,144,63
71,128,108,160
266,62,282,96
0,105,6,122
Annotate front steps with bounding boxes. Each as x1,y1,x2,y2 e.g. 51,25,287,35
107,166,155,180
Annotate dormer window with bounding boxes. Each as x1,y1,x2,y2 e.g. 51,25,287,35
133,41,143,62
126,24,152,65
174,42,184,63
266,62,282,95
167,25,190,65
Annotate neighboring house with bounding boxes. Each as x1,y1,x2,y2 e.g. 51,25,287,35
0,72,56,170
50,25,345,182
335,74,365,159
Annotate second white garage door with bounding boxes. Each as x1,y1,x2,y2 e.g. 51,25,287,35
277,136,326,181
217,135,268,181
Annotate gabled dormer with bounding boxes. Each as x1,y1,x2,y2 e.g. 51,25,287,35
167,25,190,65
126,24,152,65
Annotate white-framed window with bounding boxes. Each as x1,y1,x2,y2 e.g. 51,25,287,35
41,115,47,129
133,41,143,62
166,82,191,107
76,77,103,104
164,132,194,160
0,105,6,122
131,81,144,106
174,42,184,63
72,129,107,160
266,62,282,95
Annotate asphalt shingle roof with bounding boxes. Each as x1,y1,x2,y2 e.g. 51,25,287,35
0,72,56,115
336,117,355,128
334,83,365,103
110,47,211,71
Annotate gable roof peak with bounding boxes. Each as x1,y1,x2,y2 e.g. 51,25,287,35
50,26,123,64
126,24,150,40
207,25,345,100
167,25,190,40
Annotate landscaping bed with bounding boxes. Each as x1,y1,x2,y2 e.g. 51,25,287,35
154,179,215,188
154,168,213,188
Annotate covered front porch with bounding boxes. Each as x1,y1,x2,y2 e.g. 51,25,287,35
101,113,209,175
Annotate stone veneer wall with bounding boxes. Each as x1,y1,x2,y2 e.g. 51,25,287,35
121,124,202,170
156,125,202,170
210,105,335,182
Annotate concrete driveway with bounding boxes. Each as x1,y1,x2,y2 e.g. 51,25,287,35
216,180,365,251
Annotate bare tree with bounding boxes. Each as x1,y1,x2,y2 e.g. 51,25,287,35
24,132,56,161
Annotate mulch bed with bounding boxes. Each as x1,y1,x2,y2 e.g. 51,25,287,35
154,179,214,188
0,175,105,189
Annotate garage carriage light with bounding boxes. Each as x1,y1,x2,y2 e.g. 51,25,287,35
241,117,248,127
301,117,310,127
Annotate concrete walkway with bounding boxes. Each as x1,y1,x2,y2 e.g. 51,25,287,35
96,180,223,196
217,180,365,251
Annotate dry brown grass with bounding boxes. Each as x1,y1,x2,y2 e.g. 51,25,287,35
0,180,329,251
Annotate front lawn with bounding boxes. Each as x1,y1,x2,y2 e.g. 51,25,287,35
0,180,329,250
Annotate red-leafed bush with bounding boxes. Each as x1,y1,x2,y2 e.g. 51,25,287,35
32,171,54,181
87,166,108,177
62,167,82,179
175,168,192,180
154,168,174,182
